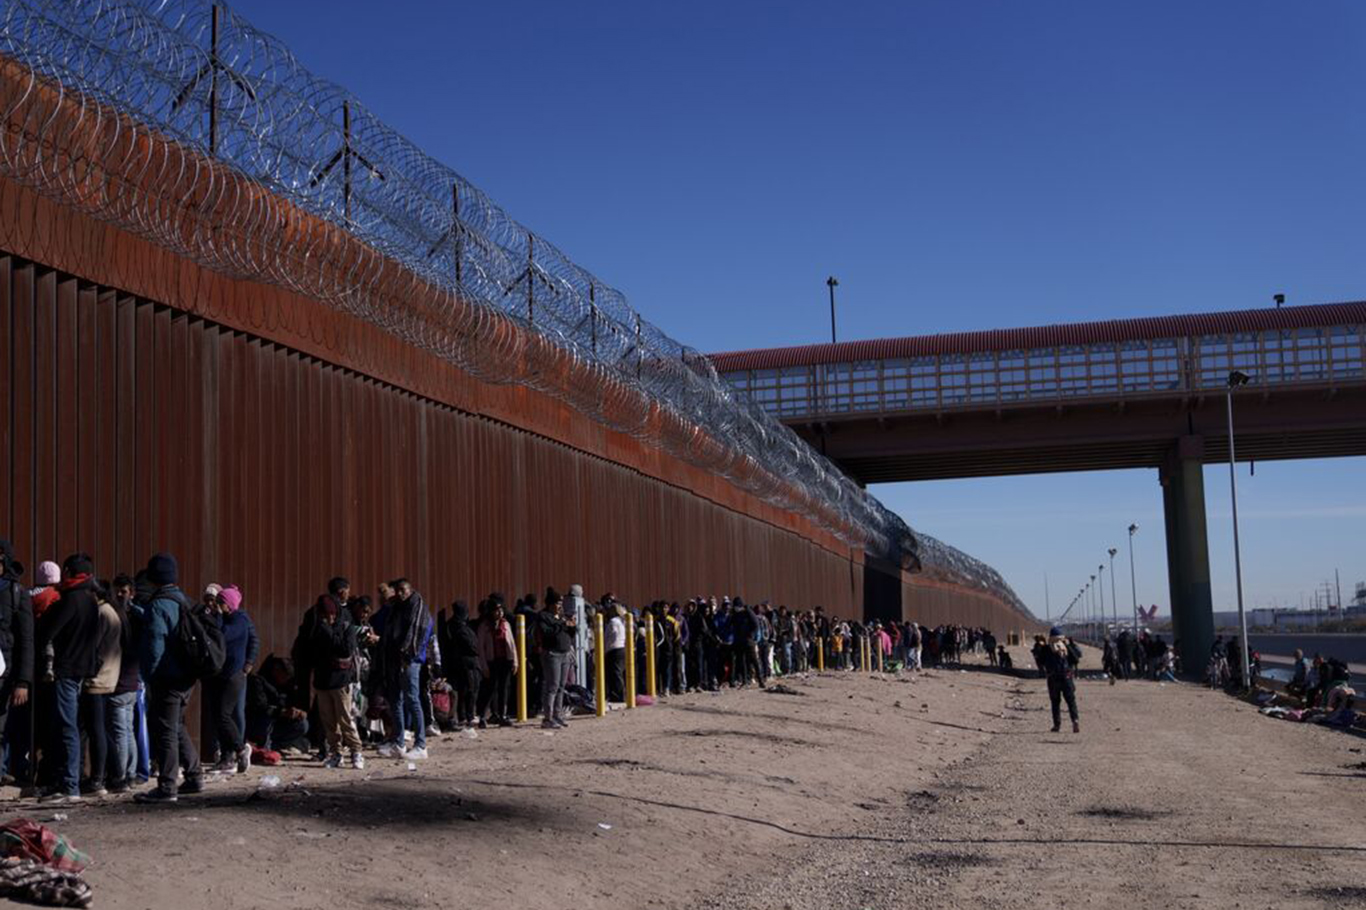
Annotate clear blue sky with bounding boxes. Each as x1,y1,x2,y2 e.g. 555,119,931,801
231,0,1366,617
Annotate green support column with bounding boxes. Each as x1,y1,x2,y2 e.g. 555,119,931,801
1160,436,1215,675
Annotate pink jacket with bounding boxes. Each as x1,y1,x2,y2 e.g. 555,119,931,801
476,618,518,676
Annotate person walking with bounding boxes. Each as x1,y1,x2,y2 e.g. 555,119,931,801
134,553,204,804
1041,626,1082,734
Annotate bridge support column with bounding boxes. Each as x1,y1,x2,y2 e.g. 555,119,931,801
1159,436,1214,675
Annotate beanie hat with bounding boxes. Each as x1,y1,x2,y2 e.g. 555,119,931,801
568,583,584,598
218,584,243,613
545,586,562,606
204,583,222,600
36,561,61,586
1049,625,1063,637
62,553,95,578
146,552,179,586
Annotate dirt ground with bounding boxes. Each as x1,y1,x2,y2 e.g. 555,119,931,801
17,646,1366,909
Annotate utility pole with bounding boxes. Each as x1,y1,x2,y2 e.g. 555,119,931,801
1108,548,1119,629
1128,524,1139,635
1226,370,1252,689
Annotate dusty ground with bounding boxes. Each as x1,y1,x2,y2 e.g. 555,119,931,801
13,646,1366,909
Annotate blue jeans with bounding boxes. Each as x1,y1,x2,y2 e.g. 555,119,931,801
390,662,425,750
107,691,137,786
53,678,82,796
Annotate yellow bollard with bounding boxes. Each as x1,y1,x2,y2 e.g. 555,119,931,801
625,614,636,709
594,612,606,718
516,614,528,723
644,612,657,699
816,636,825,672
863,637,870,672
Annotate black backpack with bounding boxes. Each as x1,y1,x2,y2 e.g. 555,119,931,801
176,602,226,679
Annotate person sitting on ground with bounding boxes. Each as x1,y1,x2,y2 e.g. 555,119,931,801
997,644,1012,670
246,656,310,754
1040,626,1082,734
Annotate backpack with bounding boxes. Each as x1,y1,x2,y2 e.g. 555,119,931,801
175,602,226,679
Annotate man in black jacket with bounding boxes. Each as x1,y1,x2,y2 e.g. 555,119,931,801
0,540,34,781
379,579,429,759
1040,626,1083,734
35,553,101,802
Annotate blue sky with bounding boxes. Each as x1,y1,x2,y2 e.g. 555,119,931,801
232,0,1365,616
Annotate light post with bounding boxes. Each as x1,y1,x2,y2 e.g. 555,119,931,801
1108,548,1119,629
1226,369,1252,688
826,276,839,344
1089,575,1096,641
1097,564,1106,638
1127,524,1139,636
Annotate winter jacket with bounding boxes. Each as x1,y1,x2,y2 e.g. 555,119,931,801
476,619,518,675
112,600,141,695
537,610,574,653
0,574,34,688
308,611,358,691
247,671,293,724
36,576,102,681
85,599,122,695
441,607,480,674
218,610,260,677
1040,637,1082,679
139,585,192,685
381,592,428,664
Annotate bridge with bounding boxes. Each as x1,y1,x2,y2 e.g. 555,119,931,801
713,303,1366,669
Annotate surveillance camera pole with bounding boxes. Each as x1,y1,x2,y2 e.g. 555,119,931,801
1127,524,1138,637
826,276,839,344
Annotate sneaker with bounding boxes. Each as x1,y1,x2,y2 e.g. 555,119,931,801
400,747,428,761
1072,721,1080,734
476,718,488,730
314,748,329,763
237,748,251,774
553,718,569,729
40,792,81,804
106,779,130,795
211,758,236,775
178,777,205,795
133,788,178,804
426,726,442,740
350,752,365,771
1050,724,1061,733
81,783,108,798
497,717,513,728
541,719,558,729
376,742,398,759
322,753,342,770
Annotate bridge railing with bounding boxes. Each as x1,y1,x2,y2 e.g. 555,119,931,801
721,323,1366,420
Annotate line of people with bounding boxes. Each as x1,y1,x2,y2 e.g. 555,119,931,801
0,540,1017,806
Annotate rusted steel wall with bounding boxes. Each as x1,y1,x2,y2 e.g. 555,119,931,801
0,253,870,659
901,575,1044,636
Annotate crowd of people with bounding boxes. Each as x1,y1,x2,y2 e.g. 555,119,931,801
1094,629,1180,683
0,540,1021,806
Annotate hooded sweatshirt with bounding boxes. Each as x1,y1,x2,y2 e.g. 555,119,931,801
37,575,102,680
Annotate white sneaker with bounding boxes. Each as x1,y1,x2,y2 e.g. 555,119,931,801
400,747,428,761
376,742,397,759
350,752,365,771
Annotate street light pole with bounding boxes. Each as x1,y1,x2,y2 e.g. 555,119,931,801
826,276,839,344
1108,548,1119,629
1127,524,1139,636
1097,564,1106,638
1226,370,1252,688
